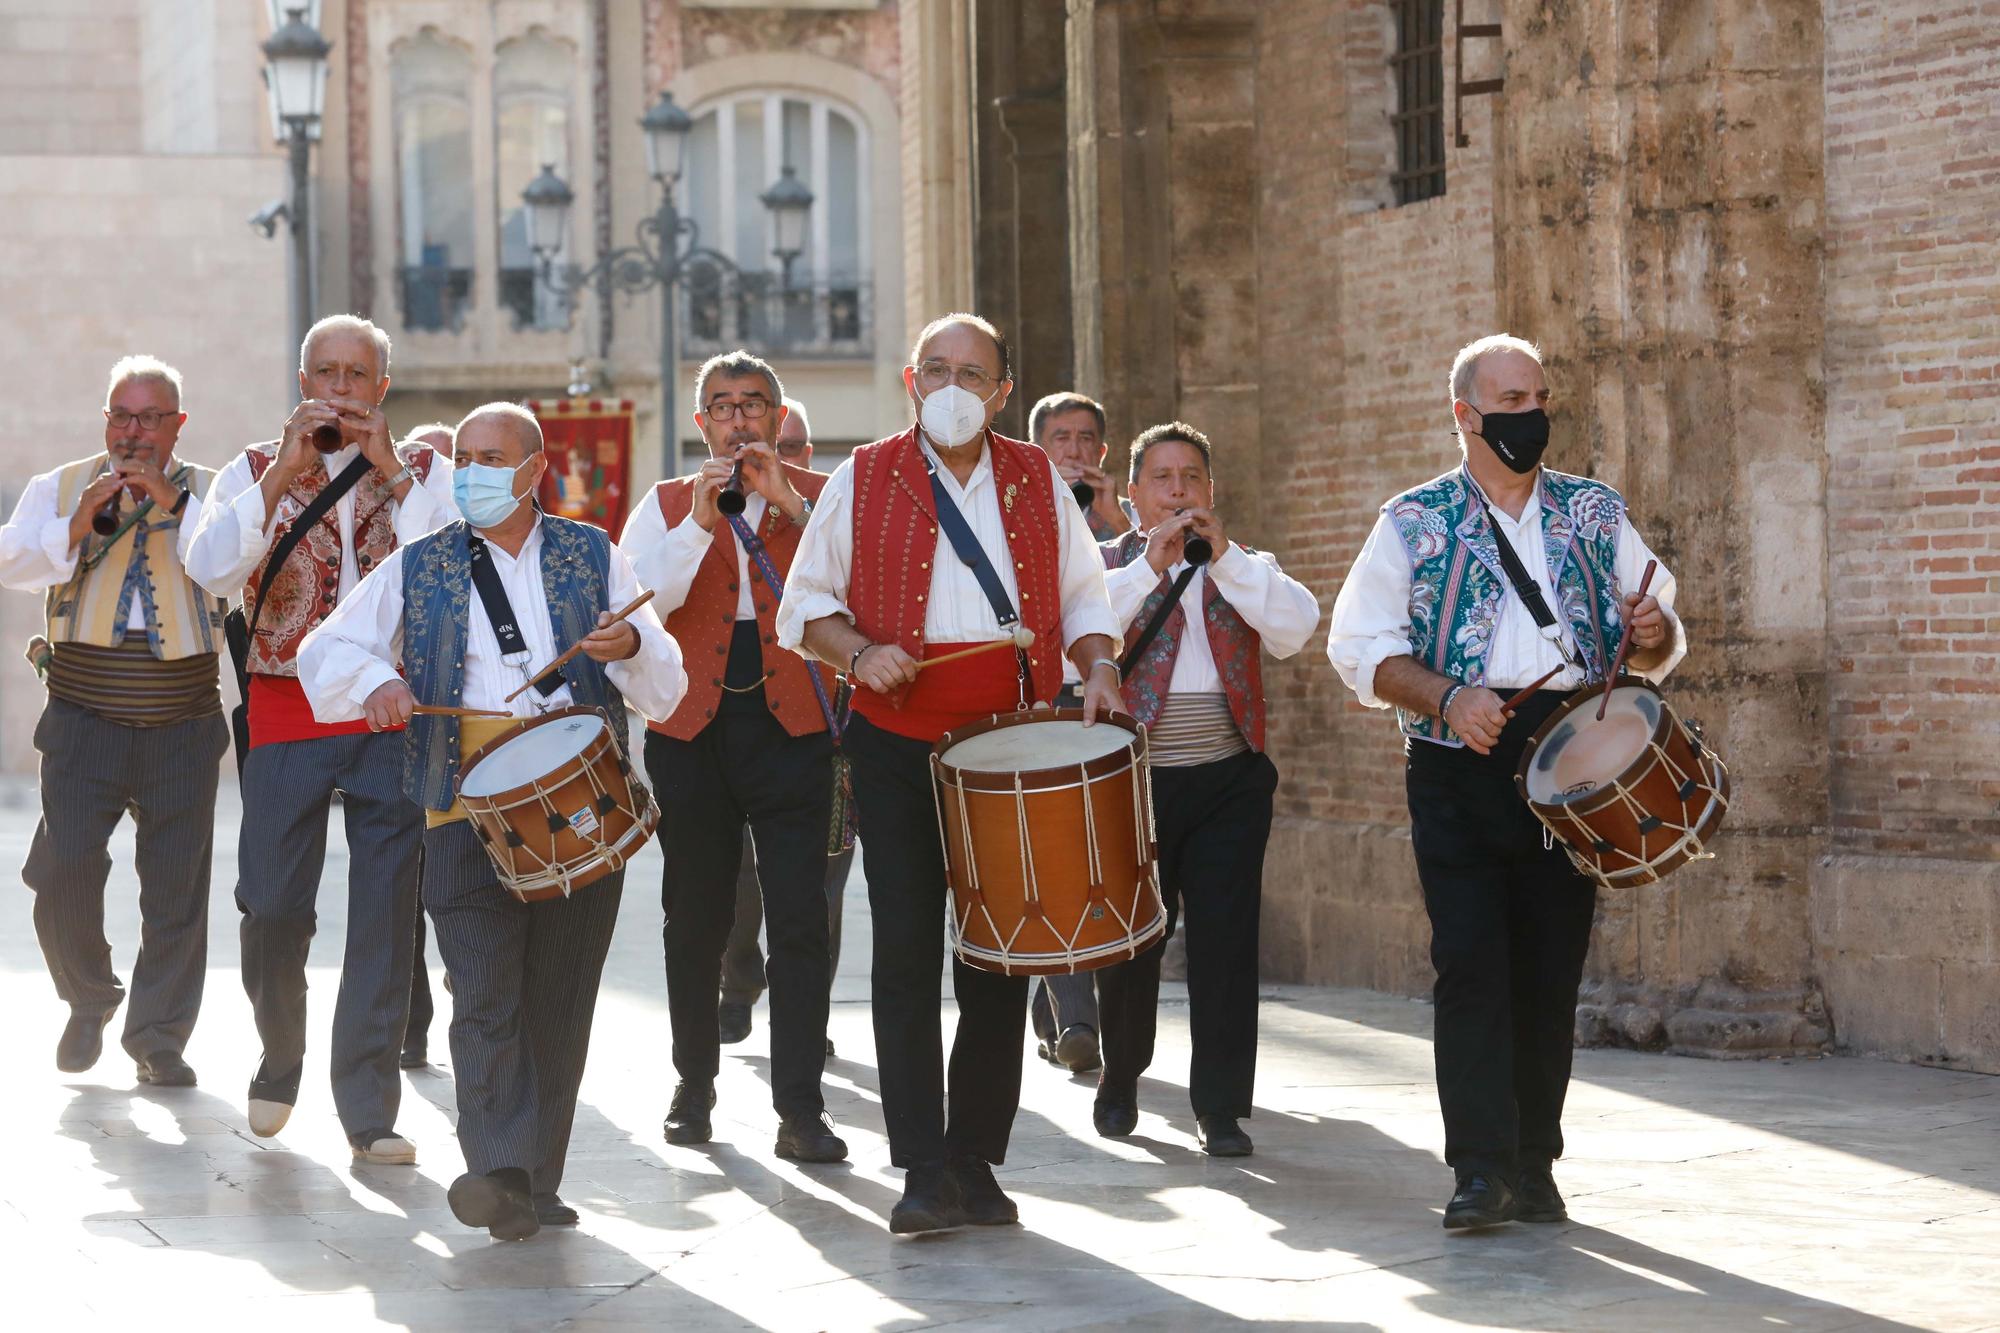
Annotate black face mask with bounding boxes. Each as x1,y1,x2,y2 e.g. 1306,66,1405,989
1467,406,1550,474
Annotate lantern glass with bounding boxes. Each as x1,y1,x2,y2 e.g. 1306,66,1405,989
521,164,574,256
640,92,693,184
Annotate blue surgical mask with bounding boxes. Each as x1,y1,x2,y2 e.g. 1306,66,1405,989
452,458,531,529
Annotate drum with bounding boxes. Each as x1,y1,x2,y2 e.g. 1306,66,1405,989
458,707,659,902
1515,680,1731,889
931,708,1166,976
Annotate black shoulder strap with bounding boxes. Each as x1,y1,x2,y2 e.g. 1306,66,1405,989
467,533,562,698
1478,499,1558,630
1118,563,1201,676
245,452,374,642
925,455,1019,630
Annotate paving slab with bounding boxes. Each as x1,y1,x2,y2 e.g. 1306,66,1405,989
0,778,1995,1330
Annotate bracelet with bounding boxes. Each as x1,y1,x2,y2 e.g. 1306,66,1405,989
386,464,417,489
1437,682,1464,723
789,495,814,527
1088,657,1122,680
848,643,872,677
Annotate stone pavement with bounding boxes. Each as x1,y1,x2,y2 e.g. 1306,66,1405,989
0,778,1996,1332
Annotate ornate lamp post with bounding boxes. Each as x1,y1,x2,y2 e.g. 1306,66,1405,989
260,7,332,383
526,91,811,475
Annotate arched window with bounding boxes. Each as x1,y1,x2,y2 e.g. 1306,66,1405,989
391,30,474,332
681,92,870,357
495,30,574,331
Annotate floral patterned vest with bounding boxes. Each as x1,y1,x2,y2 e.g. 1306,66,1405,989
1102,531,1266,752
240,440,435,676
397,516,621,812
1388,465,1624,746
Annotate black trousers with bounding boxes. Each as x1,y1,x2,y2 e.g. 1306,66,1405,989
845,713,1027,1168
645,698,834,1119
24,699,227,1061
1097,749,1277,1119
1405,691,1599,1182
719,828,853,1006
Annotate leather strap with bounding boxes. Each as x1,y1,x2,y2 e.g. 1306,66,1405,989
467,534,562,699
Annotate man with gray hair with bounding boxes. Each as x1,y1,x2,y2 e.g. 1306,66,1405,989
188,314,456,1164
0,356,228,1085
1328,332,1684,1230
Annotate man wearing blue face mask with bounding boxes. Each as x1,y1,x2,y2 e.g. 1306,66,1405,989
1328,333,1685,1232
299,402,685,1240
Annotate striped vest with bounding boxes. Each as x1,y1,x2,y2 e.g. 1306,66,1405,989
398,515,622,812
46,453,225,660
1387,465,1625,746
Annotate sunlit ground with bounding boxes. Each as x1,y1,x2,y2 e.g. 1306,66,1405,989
0,777,1995,1331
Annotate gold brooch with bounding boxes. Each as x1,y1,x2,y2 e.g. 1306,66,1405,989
1004,482,1018,512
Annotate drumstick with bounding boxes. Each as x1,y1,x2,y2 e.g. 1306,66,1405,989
1499,666,1565,715
502,589,656,703
1597,559,1658,721
911,626,1036,673
411,704,511,718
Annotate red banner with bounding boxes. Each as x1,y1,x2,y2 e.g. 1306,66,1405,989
528,398,636,539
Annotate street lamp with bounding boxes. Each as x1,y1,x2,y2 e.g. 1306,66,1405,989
526,91,811,476
260,7,332,392
761,165,814,288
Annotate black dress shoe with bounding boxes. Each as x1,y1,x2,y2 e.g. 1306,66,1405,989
56,1009,112,1074
1053,1024,1102,1073
135,1051,197,1087
1443,1172,1519,1230
448,1169,540,1241
533,1192,580,1227
399,1044,428,1070
888,1163,966,1235
775,1112,849,1163
1516,1165,1568,1223
1196,1115,1253,1157
949,1156,1019,1227
664,1080,716,1145
1093,1089,1139,1138
717,1002,753,1045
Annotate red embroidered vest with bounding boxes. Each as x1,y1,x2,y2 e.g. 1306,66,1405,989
847,427,1064,709
240,441,436,676
647,464,835,741
1104,531,1266,752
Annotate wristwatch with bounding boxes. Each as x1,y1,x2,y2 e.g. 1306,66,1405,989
386,463,418,489
789,494,814,527
1089,657,1122,680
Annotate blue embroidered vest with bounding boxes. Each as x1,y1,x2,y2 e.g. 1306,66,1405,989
398,516,623,811
1387,466,1625,746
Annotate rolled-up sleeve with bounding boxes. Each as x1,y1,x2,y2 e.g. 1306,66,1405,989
1327,510,1417,710
1050,461,1119,649
603,541,688,722
298,546,408,723
775,458,856,651
1619,517,1685,683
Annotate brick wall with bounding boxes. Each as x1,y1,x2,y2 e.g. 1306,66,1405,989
1819,0,2000,1068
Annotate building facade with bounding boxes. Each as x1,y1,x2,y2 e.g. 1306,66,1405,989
959,0,2000,1073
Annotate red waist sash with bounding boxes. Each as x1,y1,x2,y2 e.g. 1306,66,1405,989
849,641,1032,743
248,673,389,749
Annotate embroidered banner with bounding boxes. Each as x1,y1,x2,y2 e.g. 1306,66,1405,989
528,397,635,539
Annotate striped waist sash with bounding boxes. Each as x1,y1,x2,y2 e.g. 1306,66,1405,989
46,634,220,727
1146,692,1249,768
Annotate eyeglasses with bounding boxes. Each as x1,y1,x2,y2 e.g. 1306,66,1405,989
703,398,771,421
104,408,175,431
912,360,1000,396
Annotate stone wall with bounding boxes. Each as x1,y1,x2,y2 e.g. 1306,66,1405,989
1819,0,2000,1069
0,0,144,154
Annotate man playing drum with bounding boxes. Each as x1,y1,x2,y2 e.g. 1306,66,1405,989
617,353,850,1164
1327,334,1683,1230
186,315,455,1164
0,357,228,1086
1091,422,1321,1157
299,403,684,1240
778,313,1123,1235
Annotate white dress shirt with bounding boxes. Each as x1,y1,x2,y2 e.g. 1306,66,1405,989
618,489,769,621
185,443,455,600
297,515,686,724
0,460,204,631
1103,542,1322,689
1327,471,1682,708
776,437,1120,653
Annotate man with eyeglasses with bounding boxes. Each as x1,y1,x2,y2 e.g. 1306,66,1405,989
618,353,850,1166
187,314,455,1166
779,313,1123,1235
0,356,229,1085
713,396,857,1057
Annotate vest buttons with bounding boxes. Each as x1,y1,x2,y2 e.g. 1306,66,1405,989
762,633,774,644
711,677,721,687
715,644,726,654
916,593,925,602
721,615,732,625
920,561,929,569
728,581,739,591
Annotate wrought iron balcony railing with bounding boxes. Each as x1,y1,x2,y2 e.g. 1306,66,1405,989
680,270,872,360
397,264,473,334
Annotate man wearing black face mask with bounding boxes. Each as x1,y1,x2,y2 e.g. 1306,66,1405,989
1326,334,1685,1232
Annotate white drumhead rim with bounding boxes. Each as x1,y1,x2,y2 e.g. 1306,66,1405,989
1523,685,1662,804
460,713,608,798
939,717,1136,773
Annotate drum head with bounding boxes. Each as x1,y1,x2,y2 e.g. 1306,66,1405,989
460,712,606,798
939,718,1133,772
1524,686,1659,803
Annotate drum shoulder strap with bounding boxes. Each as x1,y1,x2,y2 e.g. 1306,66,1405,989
467,535,561,699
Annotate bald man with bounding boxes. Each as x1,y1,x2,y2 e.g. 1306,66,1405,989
301,402,686,1240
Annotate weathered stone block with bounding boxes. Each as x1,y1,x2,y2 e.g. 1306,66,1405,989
1820,949,1943,1058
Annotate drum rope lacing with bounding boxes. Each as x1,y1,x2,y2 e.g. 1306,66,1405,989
1544,737,1730,888
467,723,658,899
